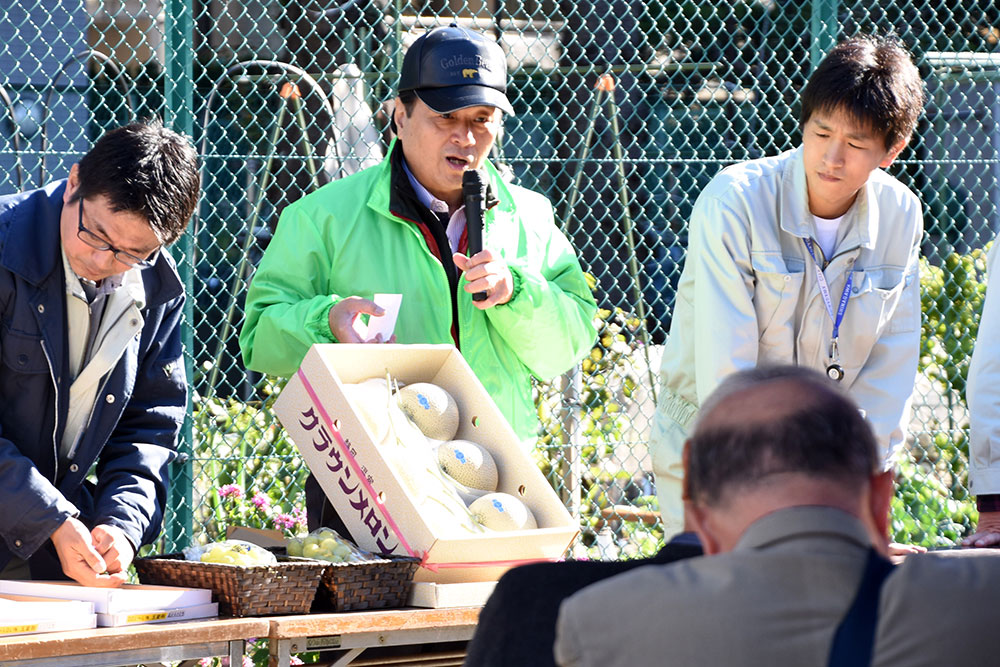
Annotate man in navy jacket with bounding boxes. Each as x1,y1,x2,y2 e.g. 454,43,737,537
0,121,199,586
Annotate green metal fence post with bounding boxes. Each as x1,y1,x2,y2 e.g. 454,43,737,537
810,0,839,71
164,0,195,554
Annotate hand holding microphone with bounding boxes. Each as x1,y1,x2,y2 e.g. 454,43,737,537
453,169,514,308
463,169,488,302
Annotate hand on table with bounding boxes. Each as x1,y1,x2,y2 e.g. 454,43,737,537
887,541,927,564
92,524,135,577
962,510,1000,548
50,517,126,587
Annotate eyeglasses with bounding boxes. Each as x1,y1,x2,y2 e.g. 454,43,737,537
77,200,159,269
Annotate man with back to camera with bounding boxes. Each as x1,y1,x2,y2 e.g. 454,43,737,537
555,366,1000,667
240,25,597,531
649,35,927,536
0,121,200,586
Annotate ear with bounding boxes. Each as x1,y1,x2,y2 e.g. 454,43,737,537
868,469,895,541
680,439,696,532
879,139,907,169
687,500,721,555
63,163,79,204
392,100,407,135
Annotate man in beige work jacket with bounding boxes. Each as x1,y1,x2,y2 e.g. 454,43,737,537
651,35,926,536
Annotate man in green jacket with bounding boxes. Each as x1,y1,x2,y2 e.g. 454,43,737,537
240,25,597,531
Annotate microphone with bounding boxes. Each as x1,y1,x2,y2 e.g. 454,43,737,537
462,169,488,302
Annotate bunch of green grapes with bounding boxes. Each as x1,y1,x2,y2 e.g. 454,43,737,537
200,541,274,566
286,529,369,563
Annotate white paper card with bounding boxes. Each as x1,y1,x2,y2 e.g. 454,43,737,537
358,293,402,342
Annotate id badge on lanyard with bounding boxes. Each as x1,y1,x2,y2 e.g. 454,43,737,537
804,239,853,381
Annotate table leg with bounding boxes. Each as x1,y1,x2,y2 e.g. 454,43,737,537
229,639,246,667
269,638,293,667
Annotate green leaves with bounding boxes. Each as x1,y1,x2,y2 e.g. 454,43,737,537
892,452,977,547
919,244,989,398
191,375,309,543
900,250,990,548
534,300,656,557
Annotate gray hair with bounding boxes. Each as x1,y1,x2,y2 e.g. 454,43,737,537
685,366,880,507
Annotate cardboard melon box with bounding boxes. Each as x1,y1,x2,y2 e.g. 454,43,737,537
273,343,579,584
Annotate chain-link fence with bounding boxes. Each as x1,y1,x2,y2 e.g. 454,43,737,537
2,0,998,557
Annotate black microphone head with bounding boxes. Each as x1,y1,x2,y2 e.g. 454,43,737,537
462,169,487,198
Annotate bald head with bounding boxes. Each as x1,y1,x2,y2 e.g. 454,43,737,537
685,366,880,508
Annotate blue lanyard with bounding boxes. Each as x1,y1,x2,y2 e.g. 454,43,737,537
804,239,853,359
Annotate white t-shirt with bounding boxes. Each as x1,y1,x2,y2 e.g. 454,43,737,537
813,213,845,259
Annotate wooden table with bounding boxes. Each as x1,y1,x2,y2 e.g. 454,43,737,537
267,607,482,667
0,617,269,667
0,607,480,667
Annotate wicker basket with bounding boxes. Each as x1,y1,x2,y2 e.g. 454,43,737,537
133,552,327,617
315,555,421,612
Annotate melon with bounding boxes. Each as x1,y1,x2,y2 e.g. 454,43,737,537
469,492,537,531
438,439,499,492
341,378,392,445
397,382,460,441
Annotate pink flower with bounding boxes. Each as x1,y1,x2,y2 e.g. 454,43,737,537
250,492,271,511
219,484,244,500
272,513,296,530
290,656,304,665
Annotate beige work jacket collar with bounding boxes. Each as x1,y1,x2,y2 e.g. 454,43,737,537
778,146,882,253
734,505,874,553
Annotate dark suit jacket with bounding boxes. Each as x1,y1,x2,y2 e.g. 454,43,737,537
464,537,703,667
0,182,186,578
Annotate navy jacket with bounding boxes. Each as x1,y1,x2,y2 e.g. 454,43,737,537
0,181,187,578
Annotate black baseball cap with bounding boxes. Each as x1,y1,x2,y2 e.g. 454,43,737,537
399,25,515,116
